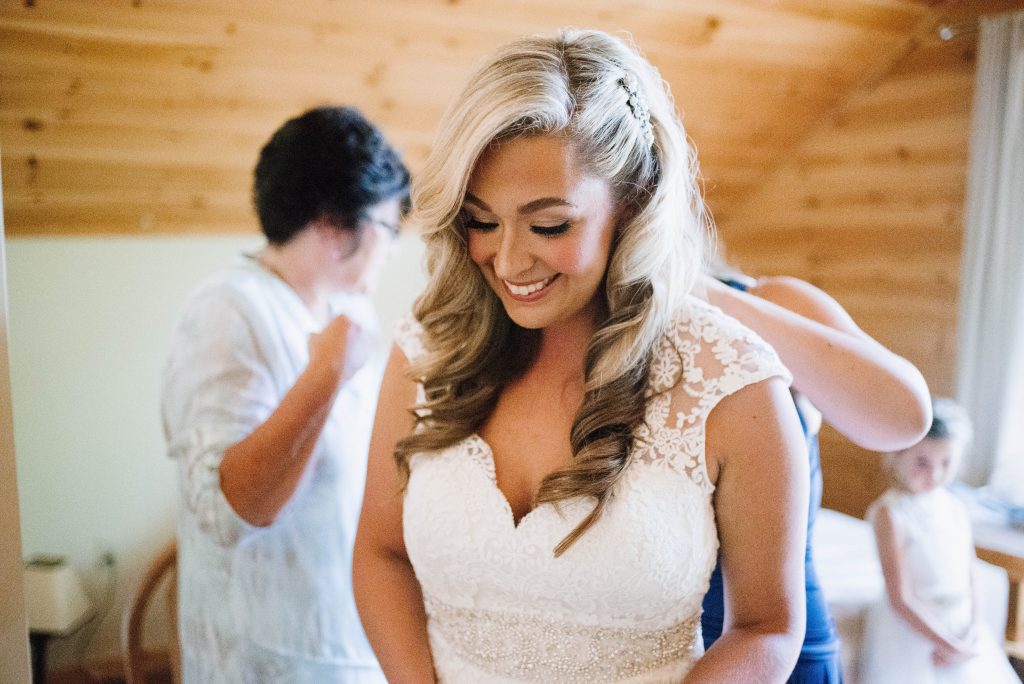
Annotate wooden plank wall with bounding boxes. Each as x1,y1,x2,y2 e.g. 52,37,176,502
719,2,1023,518
2,0,1022,518
1,0,931,236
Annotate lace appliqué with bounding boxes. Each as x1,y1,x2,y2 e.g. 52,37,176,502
462,434,496,480
394,314,431,408
633,300,791,492
394,315,426,362
427,598,699,683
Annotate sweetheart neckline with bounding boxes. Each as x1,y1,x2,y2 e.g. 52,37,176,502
462,432,555,529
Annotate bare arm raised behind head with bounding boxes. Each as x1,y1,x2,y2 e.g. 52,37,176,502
684,377,809,683
352,344,436,683
704,274,931,452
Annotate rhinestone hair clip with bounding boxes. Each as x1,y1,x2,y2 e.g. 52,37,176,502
618,72,655,148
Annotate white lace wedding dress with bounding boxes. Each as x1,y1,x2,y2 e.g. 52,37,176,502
395,297,791,683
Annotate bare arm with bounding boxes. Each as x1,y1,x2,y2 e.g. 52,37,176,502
872,504,977,659
704,275,931,452
353,344,436,683
220,314,367,527
684,378,809,683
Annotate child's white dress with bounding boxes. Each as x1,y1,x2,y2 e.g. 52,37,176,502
862,488,1020,683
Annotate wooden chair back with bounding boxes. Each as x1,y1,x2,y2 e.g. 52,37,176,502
121,540,179,684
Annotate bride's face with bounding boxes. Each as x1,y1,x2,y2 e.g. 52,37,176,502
463,134,618,331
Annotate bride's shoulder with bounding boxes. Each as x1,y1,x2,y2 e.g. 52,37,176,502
666,295,763,341
651,296,791,402
662,296,782,363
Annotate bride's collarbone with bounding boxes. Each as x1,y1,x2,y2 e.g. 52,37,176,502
480,412,574,471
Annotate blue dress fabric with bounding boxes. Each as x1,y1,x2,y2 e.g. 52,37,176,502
701,278,843,683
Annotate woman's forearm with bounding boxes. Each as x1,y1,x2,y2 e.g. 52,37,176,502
353,545,436,683
219,364,341,527
707,280,931,451
684,623,804,683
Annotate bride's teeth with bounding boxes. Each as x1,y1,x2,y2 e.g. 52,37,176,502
506,277,551,296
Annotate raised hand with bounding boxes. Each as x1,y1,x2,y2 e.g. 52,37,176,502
308,314,371,388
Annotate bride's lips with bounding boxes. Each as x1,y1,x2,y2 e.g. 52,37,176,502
502,275,558,301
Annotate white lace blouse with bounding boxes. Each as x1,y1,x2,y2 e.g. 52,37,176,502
161,256,386,684
395,297,791,683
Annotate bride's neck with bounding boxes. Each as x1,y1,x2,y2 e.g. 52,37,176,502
533,303,602,388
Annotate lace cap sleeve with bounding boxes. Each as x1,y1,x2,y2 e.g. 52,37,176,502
394,313,426,364
634,298,793,489
661,298,793,425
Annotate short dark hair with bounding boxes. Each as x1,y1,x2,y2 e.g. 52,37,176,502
253,106,410,244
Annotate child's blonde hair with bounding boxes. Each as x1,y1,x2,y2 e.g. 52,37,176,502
884,396,973,482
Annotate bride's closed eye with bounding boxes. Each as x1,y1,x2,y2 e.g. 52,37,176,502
462,215,570,237
531,221,571,236
464,216,499,232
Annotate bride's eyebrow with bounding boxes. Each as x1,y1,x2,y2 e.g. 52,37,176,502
519,197,574,214
463,193,576,215
462,193,491,211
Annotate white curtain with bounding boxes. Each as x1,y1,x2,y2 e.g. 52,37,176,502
956,11,1024,502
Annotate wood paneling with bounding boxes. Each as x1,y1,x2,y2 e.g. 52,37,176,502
3,0,1023,514
2,0,932,236
720,1,1024,518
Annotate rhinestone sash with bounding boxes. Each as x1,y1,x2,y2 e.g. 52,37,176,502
426,597,699,682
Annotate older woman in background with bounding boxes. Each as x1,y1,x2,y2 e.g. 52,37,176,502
162,106,408,683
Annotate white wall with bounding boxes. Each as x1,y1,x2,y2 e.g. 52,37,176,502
7,232,426,672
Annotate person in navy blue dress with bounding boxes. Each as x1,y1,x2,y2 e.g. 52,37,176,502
701,270,932,683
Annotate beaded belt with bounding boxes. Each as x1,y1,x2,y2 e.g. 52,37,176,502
426,597,699,682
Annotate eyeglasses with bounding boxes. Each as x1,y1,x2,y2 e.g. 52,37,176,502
362,215,401,240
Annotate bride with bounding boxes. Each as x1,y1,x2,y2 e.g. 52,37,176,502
353,28,809,683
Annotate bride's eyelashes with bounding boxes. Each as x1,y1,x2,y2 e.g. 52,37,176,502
463,217,499,232
463,215,572,237
530,221,571,236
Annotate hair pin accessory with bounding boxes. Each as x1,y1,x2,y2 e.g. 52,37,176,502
618,73,654,148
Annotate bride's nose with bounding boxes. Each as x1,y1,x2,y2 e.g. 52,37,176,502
494,227,534,279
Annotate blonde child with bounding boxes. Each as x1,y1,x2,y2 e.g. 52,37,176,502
863,398,1020,683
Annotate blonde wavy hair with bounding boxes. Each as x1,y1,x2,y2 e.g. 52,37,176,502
397,28,711,555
